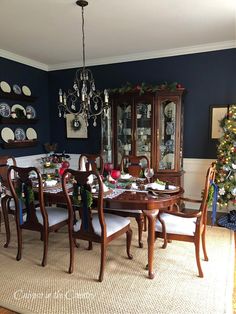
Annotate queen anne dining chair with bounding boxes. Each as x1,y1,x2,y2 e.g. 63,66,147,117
0,155,17,247
105,155,149,248
78,154,104,174
7,166,68,266
62,168,133,282
155,163,216,277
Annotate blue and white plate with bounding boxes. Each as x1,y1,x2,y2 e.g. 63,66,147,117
13,84,22,95
0,102,11,117
15,128,26,141
26,105,36,119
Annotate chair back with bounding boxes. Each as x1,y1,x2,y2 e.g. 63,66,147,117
0,156,16,190
120,155,150,177
7,166,47,229
62,169,106,238
200,163,216,221
78,154,104,174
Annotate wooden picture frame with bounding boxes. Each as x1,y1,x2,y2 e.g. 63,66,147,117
210,105,228,139
66,114,88,138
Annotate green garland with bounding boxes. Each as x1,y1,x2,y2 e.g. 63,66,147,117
108,81,180,95
72,184,93,208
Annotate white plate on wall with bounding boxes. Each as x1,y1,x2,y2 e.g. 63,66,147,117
22,85,31,96
1,127,14,142
26,128,37,140
0,81,11,93
11,104,26,116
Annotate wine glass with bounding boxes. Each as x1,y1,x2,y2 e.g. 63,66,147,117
144,168,154,184
110,169,121,189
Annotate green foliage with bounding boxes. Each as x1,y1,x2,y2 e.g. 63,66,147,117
215,105,236,207
72,184,93,208
109,82,180,95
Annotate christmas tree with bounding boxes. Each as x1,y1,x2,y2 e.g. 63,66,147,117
215,105,236,209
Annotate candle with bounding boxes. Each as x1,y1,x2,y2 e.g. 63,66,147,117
59,89,63,103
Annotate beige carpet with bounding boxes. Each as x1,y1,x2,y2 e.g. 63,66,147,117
0,221,234,314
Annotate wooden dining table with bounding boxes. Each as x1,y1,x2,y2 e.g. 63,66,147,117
2,184,183,279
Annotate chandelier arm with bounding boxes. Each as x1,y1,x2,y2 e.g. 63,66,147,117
81,6,86,70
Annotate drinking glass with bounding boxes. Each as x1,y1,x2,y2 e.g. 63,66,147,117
110,169,121,189
144,168,154,184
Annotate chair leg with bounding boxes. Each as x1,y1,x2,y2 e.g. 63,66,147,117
135,215,144,248
42,231,48,267
69,233,75,274
126,227,133,260
99,243,106,282
88,241,93,250
2,197,11,248
201,226,208,261
194,239,203,278
157,213,168,249
16,224,22,261
143,216,147,231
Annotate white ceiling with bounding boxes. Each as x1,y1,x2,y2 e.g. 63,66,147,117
0,0,235,71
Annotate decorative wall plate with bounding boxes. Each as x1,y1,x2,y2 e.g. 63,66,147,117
26,105,36,118
22,85,31,96
26,128,37,140
15,128,26,141
11,104,26,116
13,84,22,95
1,127,14,142
164,102,175,118
0,81,11,93
0,102,11,117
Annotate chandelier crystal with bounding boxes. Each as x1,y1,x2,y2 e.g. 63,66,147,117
58,0,109,127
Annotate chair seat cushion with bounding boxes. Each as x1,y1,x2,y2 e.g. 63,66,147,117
155,212,197,236
35,207,68,227
73,213,130,237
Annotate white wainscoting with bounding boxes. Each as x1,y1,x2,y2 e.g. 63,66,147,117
15,155,222,211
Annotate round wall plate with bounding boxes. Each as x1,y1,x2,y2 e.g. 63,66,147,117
0,81,11,93
1,127,14,142
26,128,37,140
22,85,31,96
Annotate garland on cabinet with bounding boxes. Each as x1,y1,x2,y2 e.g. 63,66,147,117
108,82,184,95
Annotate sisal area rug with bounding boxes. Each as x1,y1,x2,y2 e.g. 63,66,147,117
0,221,234,314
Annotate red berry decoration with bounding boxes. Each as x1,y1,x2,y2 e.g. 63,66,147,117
61,160,70,169
176,83,182,89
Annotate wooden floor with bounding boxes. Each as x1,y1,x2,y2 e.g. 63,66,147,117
0,228,235,314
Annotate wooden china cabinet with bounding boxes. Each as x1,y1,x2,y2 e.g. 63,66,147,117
101,88,185,187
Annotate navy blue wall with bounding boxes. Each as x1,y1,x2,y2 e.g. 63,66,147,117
1,48,236,158
49,48,236,159
0,57,49,157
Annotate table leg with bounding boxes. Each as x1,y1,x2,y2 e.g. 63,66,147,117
143,209,158,279
1,195,11,248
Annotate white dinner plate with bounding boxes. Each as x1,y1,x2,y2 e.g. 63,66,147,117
26,128,37,140
0,102,11,117
0,81,11,93
15,128,26,141
22,85,31,96
11,104,26,116
26,105,36,119
13,84,22,95
1,127,14,142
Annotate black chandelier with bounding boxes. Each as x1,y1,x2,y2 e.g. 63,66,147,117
58,0,109,127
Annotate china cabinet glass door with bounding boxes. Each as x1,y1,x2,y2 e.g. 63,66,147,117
116,101,132,165
135,102,152,163
158,99,176,170
101,107,112,163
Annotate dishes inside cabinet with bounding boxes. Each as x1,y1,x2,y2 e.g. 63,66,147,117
15,128,26,141
26,105,36,119
164,102,175,119
11,104,26,117
0,102,11,117
0,81,11,93
165,139,174,153
13,84,22,95
22,85,31,96
1,127,14,142
26,127,37,140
